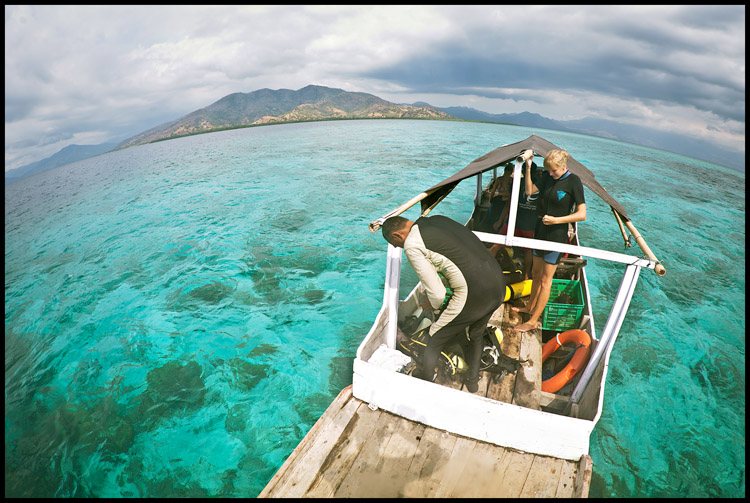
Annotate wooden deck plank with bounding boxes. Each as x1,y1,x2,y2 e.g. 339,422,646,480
375,415,429,497
262,387,360,498
519,455,566,497
573,454,593,498
305,402,383,497
512,327,542,409
447,440,513,497
261,388,593,499
485,305,521,402
259,385,354,497
330,411,401,497
400,427,459,498
495,449,536,498
555,458,579,497
333,411,426,497
432,436,479,498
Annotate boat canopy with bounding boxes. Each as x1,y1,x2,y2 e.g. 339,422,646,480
417,135,629,221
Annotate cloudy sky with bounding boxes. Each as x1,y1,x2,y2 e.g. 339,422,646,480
5,5,745,172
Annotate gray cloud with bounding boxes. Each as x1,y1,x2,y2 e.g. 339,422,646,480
4,5,745,172
364,5,745,124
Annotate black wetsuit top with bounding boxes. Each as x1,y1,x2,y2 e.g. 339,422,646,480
534,171,585,243
515,179,541,231
408,215,506,332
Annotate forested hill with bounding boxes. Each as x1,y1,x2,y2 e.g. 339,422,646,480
115,85,451,149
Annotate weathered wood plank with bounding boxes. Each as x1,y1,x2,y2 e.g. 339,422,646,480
261,387,593,499
445,439,515,497
400,427,459,498
555,458,579,497
330,412,401,497
304,402,383,497
512,327,542,409
378,416,429,497
263,387,360,497
333,412,425,497
488,302,505,327
487,447,536,497
259,385,354,497
485,306,522,402
519,455,566,497
573,454,593,498
433,436,479,498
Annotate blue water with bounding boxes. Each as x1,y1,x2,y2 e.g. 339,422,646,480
5,120,745,497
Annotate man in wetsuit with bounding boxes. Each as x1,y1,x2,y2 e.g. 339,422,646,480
381,215,506,393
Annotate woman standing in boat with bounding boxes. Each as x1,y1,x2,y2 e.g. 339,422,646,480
514,150,586,332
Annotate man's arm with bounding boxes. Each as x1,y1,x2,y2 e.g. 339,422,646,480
405,248,446,310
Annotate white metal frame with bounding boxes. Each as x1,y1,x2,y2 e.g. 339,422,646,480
355,162,647,459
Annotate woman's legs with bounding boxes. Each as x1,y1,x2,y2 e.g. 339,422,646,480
512,254,545,314
523,248,533,280
514,258,558,332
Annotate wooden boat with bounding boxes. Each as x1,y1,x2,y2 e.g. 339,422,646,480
260,134,665,498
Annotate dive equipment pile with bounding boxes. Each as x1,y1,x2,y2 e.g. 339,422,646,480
398,314,527,383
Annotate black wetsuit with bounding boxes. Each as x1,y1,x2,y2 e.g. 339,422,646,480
534,171,586,243
403,215,506,384
515,178,541,231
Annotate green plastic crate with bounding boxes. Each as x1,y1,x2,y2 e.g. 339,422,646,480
542,279,584,331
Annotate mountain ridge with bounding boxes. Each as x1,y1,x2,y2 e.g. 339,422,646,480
6,85,743,184
114,85,450,149
5,142,118,184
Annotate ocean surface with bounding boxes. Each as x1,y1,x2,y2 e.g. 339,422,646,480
5,119,745,497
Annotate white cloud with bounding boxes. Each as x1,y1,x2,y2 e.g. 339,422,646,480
4,5,745,172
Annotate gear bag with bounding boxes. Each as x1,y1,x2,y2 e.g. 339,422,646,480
480,325,528,374
398,327,468,378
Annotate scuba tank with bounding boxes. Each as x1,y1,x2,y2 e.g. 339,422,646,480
504,279,532,302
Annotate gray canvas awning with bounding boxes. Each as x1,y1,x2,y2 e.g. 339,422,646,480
369,134,665,276
416,135,629,221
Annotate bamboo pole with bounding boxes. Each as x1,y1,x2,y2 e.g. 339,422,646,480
517,149,534,163
369,191,431,232
623,220,666,276
611,208,631,248
421,184,459,218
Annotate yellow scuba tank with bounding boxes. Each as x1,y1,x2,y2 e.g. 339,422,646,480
504,279,532,302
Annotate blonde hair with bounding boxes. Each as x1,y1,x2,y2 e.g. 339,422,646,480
544,150,570,171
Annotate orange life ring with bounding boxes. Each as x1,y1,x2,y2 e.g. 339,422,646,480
541,329,591,393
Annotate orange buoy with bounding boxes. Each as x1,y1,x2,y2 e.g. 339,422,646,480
541,329,591,393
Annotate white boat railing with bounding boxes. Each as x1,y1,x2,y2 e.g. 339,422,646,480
570,263,641,404
384,244,402,350
473,231,655,270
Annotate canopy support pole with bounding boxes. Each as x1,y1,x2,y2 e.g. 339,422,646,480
420,188,454,217
623,220,666,276
369,191,430,232
475,173,482,206
611,208,631,248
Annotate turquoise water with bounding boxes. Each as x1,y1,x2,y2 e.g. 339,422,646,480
4,119,745,497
